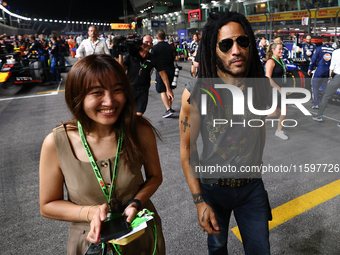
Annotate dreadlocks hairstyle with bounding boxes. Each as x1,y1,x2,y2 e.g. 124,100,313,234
197,10,270,110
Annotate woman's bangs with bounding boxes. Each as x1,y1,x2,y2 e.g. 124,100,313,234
84,64,130,92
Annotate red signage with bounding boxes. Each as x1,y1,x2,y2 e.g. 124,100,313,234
188,9,201,22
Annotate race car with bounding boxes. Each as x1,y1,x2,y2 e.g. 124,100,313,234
0,52,48,86
283,58,310,98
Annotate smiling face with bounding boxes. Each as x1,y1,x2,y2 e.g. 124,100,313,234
82,74,127,129
272,44,283,59
216,22,250,78
142,35,153,51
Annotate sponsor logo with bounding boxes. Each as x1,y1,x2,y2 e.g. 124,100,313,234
324,53,331,61
16,77,32,81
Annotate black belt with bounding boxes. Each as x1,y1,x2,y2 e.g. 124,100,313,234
215,177,253,188
214,172,261,188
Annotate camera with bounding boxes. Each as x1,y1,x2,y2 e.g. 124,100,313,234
171,64,182,89
114,34,143,55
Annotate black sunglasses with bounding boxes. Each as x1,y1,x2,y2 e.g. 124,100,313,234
217,35,250,53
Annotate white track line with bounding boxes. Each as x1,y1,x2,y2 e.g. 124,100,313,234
0,93,56,101
0,80,62,101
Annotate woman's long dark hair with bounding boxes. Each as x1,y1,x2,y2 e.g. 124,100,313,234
198,10,270,110
64,54,156,169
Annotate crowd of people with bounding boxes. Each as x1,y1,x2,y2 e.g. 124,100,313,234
2,23,339,131
0,33,71,83
1,28,202,117
257,34,340,139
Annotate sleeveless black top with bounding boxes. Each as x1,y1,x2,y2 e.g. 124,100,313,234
269,58,286,88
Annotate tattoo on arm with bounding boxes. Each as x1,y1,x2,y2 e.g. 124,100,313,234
193,193,205,205
201,208,207,222
181,116,191,133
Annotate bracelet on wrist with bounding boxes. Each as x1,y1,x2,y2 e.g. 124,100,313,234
86,204,95,223
78,206,85,222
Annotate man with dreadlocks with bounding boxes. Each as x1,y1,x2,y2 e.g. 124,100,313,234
179,11,272,254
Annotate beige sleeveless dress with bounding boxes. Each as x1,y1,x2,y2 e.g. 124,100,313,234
53,125,165,255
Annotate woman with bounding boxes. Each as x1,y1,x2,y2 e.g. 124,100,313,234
39,54,165,254
265,42,289,140
188,33,199,77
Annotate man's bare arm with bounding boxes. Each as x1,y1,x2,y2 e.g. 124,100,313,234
179,88,220,234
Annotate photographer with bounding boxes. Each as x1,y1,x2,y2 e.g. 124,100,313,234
118,35,173,116
111,34,123,59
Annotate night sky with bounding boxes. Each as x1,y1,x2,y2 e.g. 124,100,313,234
7,0,133,23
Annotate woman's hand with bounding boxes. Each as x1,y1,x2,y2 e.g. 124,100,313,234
122,204,138,224
86,204,110,243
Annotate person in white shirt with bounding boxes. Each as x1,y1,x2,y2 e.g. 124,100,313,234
106,35,115,58
76,35,83,48
332,39,338,49
152,36,158,46
312,42,340,127
75,26,110,60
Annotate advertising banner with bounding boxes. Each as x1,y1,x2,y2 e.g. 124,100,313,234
111,23,135,30
247,7,340,23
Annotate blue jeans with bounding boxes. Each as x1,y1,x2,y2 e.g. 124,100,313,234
200,178,271,255
51,57,61,81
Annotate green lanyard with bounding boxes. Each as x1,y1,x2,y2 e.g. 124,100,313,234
272,56,286,73
78,121,123,212
79,122,157,255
